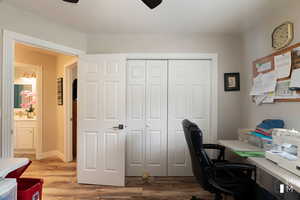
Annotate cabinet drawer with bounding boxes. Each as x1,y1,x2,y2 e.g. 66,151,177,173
16,127,35,149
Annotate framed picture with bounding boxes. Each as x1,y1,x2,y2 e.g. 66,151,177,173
57,77,63,105
224,73,240,91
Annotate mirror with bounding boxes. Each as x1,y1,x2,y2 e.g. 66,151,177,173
14,84,33,108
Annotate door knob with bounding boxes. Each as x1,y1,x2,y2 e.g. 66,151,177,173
113,124,125,130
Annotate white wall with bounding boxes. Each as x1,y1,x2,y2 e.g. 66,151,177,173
0,2,86,51
87,33,244,140
241,1,300,130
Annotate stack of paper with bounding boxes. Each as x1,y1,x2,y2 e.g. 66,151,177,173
250,71,277,105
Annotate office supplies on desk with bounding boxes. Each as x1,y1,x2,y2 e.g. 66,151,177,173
234,151,265,158
265,129,300,176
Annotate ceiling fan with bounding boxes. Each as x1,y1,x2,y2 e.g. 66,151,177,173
62,0,163,9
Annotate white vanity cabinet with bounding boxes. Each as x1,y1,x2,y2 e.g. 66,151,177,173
14,120,37,153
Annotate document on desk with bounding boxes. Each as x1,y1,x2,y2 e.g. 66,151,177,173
274,51,292,79
250,71,277,96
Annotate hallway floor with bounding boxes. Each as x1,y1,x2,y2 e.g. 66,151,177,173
20,157,214,200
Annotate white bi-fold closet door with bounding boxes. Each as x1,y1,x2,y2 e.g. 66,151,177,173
126,59,212,177
126,60,168,176
168,60,212,176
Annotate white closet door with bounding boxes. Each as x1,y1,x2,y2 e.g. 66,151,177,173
168,60,212,176
126,60,168,176
126,60,146,176
145,60,168,176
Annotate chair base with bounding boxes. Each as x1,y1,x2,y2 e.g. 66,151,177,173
190,196,204,200
214,193,223,200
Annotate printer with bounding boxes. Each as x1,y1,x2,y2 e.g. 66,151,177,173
265,128,300,176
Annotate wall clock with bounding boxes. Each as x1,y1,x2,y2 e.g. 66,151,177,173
272,22,294,50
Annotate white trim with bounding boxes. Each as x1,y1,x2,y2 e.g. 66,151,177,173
64,61,77,162
4,30,84,56
14,63,43,160
14,149,36,155
36,150,65,161
125,53,218,143
126,53,217,60
1,30,84,158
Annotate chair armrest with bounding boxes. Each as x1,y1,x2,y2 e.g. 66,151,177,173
202,144,225,161
212,163,257,182
213,163,256,170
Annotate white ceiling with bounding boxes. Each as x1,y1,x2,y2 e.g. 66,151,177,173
4,0,286,34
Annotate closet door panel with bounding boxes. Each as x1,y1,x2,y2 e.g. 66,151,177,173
126,60,146,176
145,60,168,176
168,60,212,176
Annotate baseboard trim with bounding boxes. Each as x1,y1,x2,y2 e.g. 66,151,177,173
36,150,65,161
14,149,36,154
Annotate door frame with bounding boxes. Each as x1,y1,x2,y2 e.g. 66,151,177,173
1,30,84,158
126,54,218,144
2,30,218,177
13,63,43,158
64,61,77,162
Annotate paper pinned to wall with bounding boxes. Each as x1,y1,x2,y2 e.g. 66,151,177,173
290,68,300,89
256,62,272,73
274,52,292,79
263,92,275,103
275,80,300,99
250,71,277,96
254,95,267,105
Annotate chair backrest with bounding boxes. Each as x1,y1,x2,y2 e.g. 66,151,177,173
182,119,213,189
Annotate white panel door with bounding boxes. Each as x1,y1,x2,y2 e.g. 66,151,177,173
168,60,212,176
126,60,146,176
145,60,168,176
126,60,167,176
78,54,126,186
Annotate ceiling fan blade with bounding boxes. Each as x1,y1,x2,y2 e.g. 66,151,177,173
62,0,79,3
141,0,163,9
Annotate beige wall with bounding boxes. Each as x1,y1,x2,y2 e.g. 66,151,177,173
241,1,300,130
87,33,244,140
0,1,85,156
15,45,59,153
56,55,77,154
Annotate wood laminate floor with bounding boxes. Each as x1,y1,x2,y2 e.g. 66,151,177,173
19,156,214,200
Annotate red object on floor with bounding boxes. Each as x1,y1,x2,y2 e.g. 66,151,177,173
17,178,44,200
5,161,32,178
4,160,44,200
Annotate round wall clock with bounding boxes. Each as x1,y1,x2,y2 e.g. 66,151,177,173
272,22,294,50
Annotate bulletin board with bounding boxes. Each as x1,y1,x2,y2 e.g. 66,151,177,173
252,42,300,102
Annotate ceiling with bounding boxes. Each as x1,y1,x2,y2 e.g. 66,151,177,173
4,0,286,34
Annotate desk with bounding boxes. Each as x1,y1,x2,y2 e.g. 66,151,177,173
219,140,300,193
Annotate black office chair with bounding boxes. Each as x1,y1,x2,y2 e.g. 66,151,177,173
182,119,258,200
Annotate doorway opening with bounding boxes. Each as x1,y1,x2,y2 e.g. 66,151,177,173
13,42,78,163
